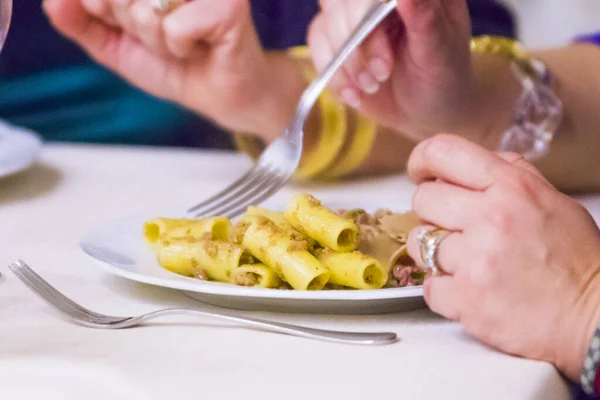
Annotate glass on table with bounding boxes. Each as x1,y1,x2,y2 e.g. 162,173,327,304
0,0,11,52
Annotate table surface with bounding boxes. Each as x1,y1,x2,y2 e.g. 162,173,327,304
4,143,597,399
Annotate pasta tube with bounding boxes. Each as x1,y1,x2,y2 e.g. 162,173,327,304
242,217,330,290
243,207,315,248
155,238,247,282
316,250,388,290
144,217,231,244
231,263,281,288
284,193,360,252
144,218,188,243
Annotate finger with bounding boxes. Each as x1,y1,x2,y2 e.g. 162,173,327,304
496,152,549,182
80,0,118,26
407,134,510,190
423,275,461,321
45,0,155,83
107,0,137,36
360,25,394,84
440,0,470,29
131,0,168,53
322,0,378,95
44,0,121,63
412,181,479,230
407,224,463,275
395,0,470,69
163,0,248,58
308,15,362,108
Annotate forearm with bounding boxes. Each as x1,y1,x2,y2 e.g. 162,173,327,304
472,44,600,192
350,127,415,177
532,45,600,193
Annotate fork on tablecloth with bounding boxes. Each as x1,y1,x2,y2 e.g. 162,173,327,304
8,259,398,345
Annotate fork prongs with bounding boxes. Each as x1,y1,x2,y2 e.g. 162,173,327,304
187,165,288,219
221,170,291,219
8,259,107,322
202,165,286,219
186,166,256,216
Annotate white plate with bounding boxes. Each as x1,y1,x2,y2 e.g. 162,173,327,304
0,122,43,178
80,202,425,314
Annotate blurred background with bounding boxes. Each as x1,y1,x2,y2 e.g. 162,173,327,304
0,0,599,150
500,0,600,47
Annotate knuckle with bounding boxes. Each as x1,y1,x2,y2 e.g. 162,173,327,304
501,152,524,164
307,17,324,50
162,18,178,37
468,265,495,289
417,134,454,164
467,247,503,290
503,170,536,197
131,3,154,27
484,207,515,236
223,0,249,26
411,0,444,27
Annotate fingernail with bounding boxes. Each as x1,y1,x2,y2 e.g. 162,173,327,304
369,58,391,82
358,72,379,94
340,88,361,108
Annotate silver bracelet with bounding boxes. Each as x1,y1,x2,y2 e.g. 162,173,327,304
499,58,563,160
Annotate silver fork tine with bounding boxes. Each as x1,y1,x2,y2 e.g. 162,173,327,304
10,261,90,320
188,165,273,218
201,167,283,218
9,260,117,322
186,167,257,215
222,173,289,219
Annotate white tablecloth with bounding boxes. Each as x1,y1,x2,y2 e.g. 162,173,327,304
2,144,590,399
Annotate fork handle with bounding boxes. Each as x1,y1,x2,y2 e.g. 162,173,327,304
286,0,398,141
128,308,398,345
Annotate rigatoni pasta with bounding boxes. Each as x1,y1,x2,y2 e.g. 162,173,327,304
284,193,360,252
155,238,247,281
144,217,231,244
232,264,281,288
316,250,387,290
242,216,330,290
144,193,427,290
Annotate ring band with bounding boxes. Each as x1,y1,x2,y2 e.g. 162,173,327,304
417,227,450,274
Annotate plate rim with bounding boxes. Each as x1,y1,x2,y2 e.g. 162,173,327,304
0,122,43,178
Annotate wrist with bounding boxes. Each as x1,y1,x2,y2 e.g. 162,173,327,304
464,52,521,149
555,265,600,382
237,52,308,143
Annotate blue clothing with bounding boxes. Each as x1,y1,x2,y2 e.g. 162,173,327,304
0,0,515,147
576,32,600,46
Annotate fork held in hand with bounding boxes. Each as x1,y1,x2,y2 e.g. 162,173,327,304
9,260,398,345
186,0,398,219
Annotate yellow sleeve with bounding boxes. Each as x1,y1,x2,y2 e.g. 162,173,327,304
242,217,330,290
316,249,388,290
155,238,247,282
284,193,360,252
231,264,281,288
144,217,231,243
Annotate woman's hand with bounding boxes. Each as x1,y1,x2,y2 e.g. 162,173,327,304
43,0,304,141
406,134,600,381
308,0,504,143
